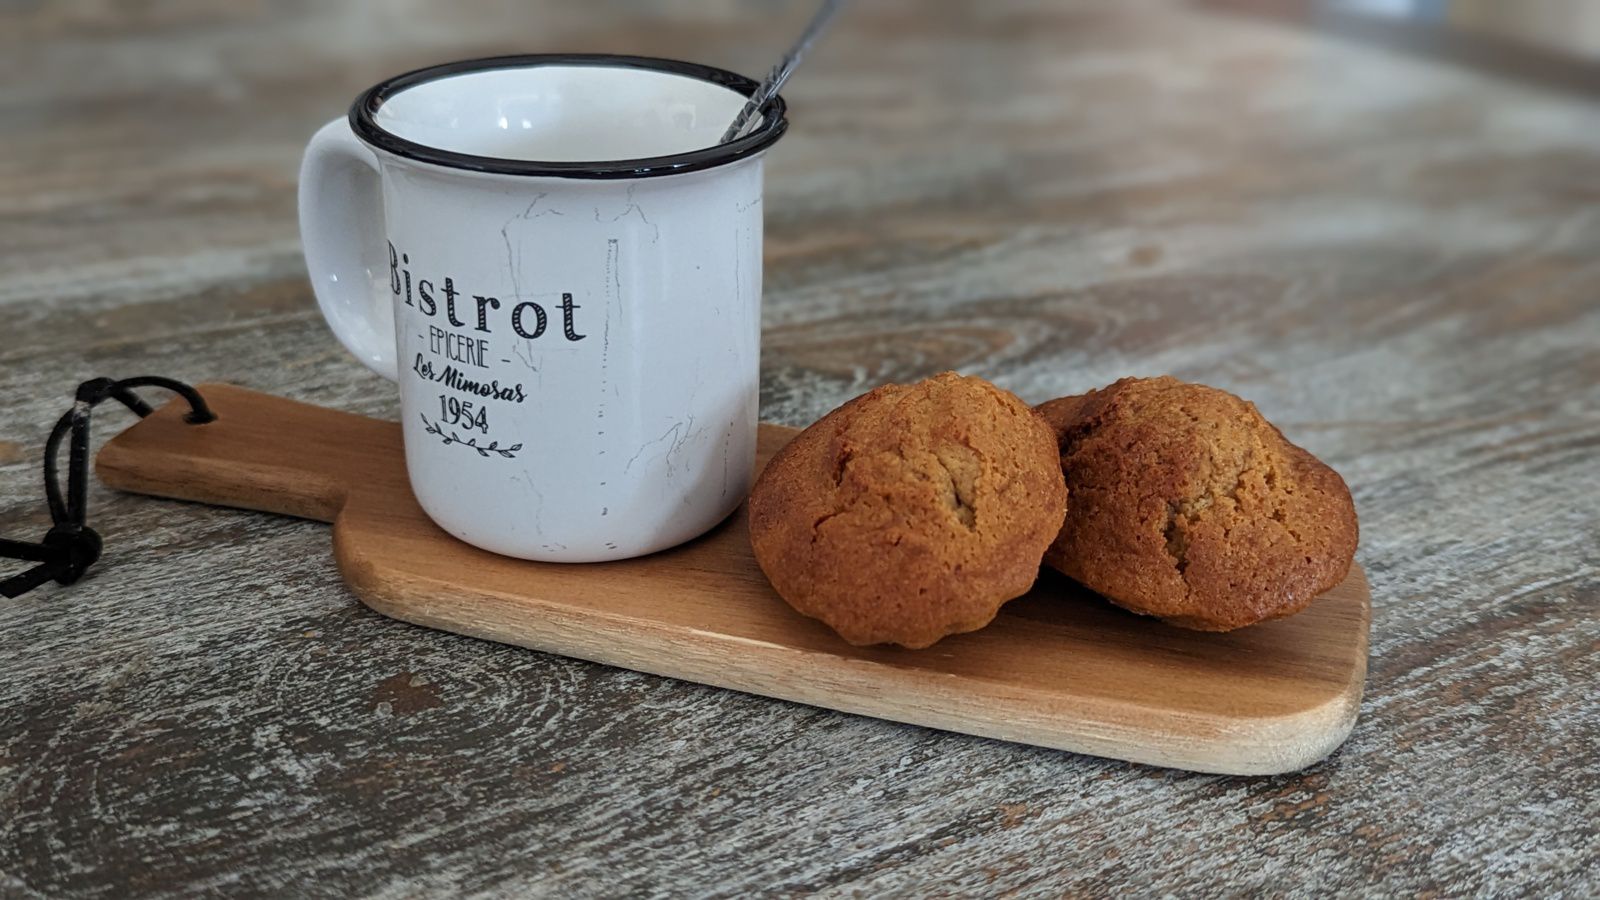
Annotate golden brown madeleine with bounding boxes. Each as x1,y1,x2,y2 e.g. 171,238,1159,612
1038,376,1357,631
749,372,1067,649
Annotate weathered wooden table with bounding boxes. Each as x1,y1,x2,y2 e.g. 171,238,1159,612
3,1,1596,895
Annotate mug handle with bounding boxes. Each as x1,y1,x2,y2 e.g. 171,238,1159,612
298,117,398,381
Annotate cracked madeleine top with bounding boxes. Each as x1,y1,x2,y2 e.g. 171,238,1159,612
749,372,1067,649
1037,376,1358,631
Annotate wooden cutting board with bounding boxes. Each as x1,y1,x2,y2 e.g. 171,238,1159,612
96,384,1369,775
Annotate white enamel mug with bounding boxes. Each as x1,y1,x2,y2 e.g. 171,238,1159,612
299,55,788,562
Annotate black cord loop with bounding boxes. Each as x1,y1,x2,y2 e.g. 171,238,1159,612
1,377,213,599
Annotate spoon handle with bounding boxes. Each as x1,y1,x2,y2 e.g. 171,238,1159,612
720,0,847,144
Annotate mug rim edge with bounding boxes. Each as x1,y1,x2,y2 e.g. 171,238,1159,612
347,53,790,180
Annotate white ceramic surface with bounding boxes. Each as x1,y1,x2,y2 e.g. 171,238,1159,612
299,56,785,562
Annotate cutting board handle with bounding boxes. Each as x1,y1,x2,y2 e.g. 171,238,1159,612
96,384,404,524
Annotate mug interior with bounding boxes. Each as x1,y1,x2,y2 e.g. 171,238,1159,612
371,62,762,163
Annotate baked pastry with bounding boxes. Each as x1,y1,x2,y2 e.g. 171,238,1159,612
749,372,1067,648
1037,376,1357,631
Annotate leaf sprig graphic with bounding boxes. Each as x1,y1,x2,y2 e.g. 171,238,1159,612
420,414,522,458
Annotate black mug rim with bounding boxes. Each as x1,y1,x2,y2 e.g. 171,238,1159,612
348,53,789,180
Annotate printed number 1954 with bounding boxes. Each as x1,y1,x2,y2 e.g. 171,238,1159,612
439,395,490,434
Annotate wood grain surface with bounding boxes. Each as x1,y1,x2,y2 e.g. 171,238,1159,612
93,385,1371,777
1,0,1597,896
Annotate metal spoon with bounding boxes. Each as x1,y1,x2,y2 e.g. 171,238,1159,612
720,0,847,144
